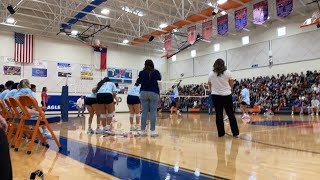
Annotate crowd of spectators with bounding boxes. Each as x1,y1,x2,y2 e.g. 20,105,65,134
159,70,320,114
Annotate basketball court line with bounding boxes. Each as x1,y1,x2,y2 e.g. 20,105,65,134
48,136,228,180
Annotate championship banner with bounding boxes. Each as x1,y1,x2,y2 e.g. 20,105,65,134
164,35,172,50
235,7,247,30
217,15,228,35
202,20,213,40
253,0,269,25
187,25,197,45
276,0,293,18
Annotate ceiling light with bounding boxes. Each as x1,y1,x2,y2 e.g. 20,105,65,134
172,55,176,62
217,0,228,5
101,8,110,15
6,17,15,24
71,30,79,35
122,6,144,17
123,39,129,44
267,16,270,20
220,11,227,15
159,23,168,28
163,47,166,51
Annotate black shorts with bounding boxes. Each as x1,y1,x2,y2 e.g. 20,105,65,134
85,97,97,106
127,95,140,105
241,101,248,106
96,93,114,104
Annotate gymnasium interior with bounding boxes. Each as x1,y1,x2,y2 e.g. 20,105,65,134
1,0,320,179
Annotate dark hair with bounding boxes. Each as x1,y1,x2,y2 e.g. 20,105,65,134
115,83,119,87
243,84,248,88
31,84,36,89
213,59,226,77
42,87,47,92
134,82,140,86
0,84,4,92
97,77,110,91
5,80,14,88
143,59,155,80
12,83,19,90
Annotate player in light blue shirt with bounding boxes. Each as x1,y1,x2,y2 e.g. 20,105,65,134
0,81,14,100
127,82,141,131
240,84,250,119
96,77,118,135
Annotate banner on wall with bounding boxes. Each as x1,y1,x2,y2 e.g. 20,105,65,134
276,0,293,18
3,66,21,75
235,7,247,30
187,25,197,44
108,68,133,83
253,0,269,25
202,20,213,40
32,68,47,77
32,60,48,77
80,65,93,80
217,15,228,35
46,95,81,111
164,35,172,50
57,62,72,77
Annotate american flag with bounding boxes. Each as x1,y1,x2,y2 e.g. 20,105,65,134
14,33,34,63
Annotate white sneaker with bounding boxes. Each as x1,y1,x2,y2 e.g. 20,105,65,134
311,113,314,116
138,130,147,137
103,125,113,135
42,128,52,139
87,127,94,134
150,130,159,137
291,112,294,115
95,128,103,134
130,125,135,131
135,124,141,131
223,117,228,121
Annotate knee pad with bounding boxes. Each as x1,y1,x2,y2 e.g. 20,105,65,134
135,113,141,117
130,113,134,118
108,112,115,118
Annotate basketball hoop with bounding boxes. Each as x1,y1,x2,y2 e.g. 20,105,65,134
300,10,320,28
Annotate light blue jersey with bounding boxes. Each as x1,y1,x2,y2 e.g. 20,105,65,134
0,89,10,100
97,82,117,94
241,88,250,105
86,93,97,98
128,85,141,97
15,88,37,99
4,89,17,99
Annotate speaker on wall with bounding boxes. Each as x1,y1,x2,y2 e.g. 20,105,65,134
149,36,155,42
7,5,15,15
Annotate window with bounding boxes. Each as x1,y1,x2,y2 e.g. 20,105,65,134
277,26,286,37
242,36,249,45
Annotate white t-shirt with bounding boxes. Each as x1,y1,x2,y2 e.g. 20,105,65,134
208,70,232,96
173,87,179,98
77,98,84,107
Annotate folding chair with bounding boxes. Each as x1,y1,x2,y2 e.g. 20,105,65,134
0,100,14,141
9,95,62,154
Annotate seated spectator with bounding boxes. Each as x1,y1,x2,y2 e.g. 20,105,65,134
292,98,302,115
301,94,311,115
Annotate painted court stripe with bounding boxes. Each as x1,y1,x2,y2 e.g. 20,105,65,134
48,137,228,180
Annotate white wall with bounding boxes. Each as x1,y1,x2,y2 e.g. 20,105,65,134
169,13,320,82
0,31,166,89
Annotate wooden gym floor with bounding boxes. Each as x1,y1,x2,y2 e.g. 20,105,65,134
10,113,320,180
